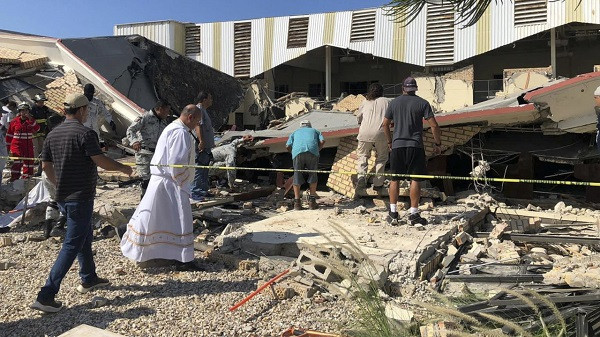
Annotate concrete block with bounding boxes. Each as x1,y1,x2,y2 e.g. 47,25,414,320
58,324,126,337
441,255,455,268
238,260,258,271
455,232,472,246
296,251,336,282
357,262,388,288
290,282,317,298
447,245,458,256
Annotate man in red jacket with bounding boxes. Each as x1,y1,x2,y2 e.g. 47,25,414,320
6,102,40,181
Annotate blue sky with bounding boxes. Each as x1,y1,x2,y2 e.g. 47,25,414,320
2,0,389,38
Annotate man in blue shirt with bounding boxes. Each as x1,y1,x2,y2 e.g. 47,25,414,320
286,120,324,210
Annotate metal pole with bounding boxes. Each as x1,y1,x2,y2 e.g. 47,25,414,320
551,28,557,78
325,46,331,101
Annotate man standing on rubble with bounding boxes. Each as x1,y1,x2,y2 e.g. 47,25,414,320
286,120,324,210
83,84,117,151
125,100,171,198
6,102,40,181
31,94,52,175
356,83,390,189
31,93,132,313
120,105,203,271
383,77,441,226
211,134,254,190
191,91,215,201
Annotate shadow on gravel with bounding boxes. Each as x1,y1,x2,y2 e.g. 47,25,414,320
1,279,256,337
0,306,155,337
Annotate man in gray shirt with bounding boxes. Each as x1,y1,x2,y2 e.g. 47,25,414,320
191,91,215,201
383,77,441,226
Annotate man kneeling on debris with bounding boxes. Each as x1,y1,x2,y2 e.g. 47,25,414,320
286,120,324,210
120,105,205,272
211,134,254,190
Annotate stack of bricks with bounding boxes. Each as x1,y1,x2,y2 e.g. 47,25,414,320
326,125,482,198
0,46,48,69
326,136,377,199
44,71,83,114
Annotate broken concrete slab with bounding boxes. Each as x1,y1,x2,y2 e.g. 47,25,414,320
385,302,414,323
58,324,125,337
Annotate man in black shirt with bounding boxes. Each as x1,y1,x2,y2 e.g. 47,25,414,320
31,93,132,313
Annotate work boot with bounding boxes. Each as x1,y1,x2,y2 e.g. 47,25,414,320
43,220,53,239
308,196,318,210
408,212,428,226
294,199,303,211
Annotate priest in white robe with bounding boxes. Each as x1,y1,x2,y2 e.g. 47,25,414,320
121,105,202,269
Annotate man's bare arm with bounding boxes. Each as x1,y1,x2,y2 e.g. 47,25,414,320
42,161,57,186
426,116,442,155
382,117,392,149
91,155,133,176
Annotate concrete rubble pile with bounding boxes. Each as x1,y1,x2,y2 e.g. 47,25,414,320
331,94,365,113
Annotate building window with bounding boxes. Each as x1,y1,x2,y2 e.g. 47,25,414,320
341,81,368,96
350,10,376,42
514,0,547,26
234,22,251,78
426,3,455,66
287,17,309,48
308,83,322,97
185,25,201,55
274,84,289,99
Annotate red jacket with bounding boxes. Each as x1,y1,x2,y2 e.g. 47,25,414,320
6,117,40,156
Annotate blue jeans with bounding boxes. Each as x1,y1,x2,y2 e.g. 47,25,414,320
191,149,213,196
37,199,96,301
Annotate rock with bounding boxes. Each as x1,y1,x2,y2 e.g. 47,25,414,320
91,296,108,308
554,201,566,213
212,208,223,218
385,302,413,323
259,256,295,273
447,245,458,256
26,234,46,242
455,232,472,246
0,236,13,247
530,247,547,254
414,224,425,231
488,222,509,239
564,273,585,288
357,263,388,288
333,207,342,215
354,206,367,214
340,279,352,289
467,242,483,258
242,202,253,209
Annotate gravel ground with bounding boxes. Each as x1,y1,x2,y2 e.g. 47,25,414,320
0,230,355,337
0,185,355,337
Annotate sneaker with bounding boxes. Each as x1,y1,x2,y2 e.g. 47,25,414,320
294,199,303,211
387,212,399,226
175,261,206,272
408,212,428,226
308,196,318,210
76,277,110,294
31,298,63,313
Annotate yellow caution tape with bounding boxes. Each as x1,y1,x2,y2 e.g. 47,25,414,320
2,155,598,187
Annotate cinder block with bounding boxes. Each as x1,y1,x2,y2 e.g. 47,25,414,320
296,251,336,282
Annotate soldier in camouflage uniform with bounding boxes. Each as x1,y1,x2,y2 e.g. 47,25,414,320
211,135,253,189
125,100,171,197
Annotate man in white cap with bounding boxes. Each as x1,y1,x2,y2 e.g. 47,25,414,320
286,120,325,210
31,93,132,313
382,77,441,226
594,86,600,151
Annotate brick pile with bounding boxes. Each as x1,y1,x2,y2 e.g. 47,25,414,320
326,125,482,198
0,46,48,69
44,71,83,114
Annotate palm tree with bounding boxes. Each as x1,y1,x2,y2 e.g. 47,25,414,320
384,0,581,27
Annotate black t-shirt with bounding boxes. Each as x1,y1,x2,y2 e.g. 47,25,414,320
41,119,103,202
385,94,434,149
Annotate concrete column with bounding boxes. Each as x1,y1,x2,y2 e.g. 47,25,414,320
325,46,331,100
550,28,556,78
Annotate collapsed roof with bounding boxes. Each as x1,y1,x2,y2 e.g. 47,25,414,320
0,31,243,134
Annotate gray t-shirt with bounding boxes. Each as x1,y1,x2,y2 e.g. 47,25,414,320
384,94,434,149
198,106,215,149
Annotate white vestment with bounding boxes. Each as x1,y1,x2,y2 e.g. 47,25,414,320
120,119,196,263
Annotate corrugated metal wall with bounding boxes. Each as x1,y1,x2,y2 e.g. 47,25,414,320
114,21,175,50
115,2,600,73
